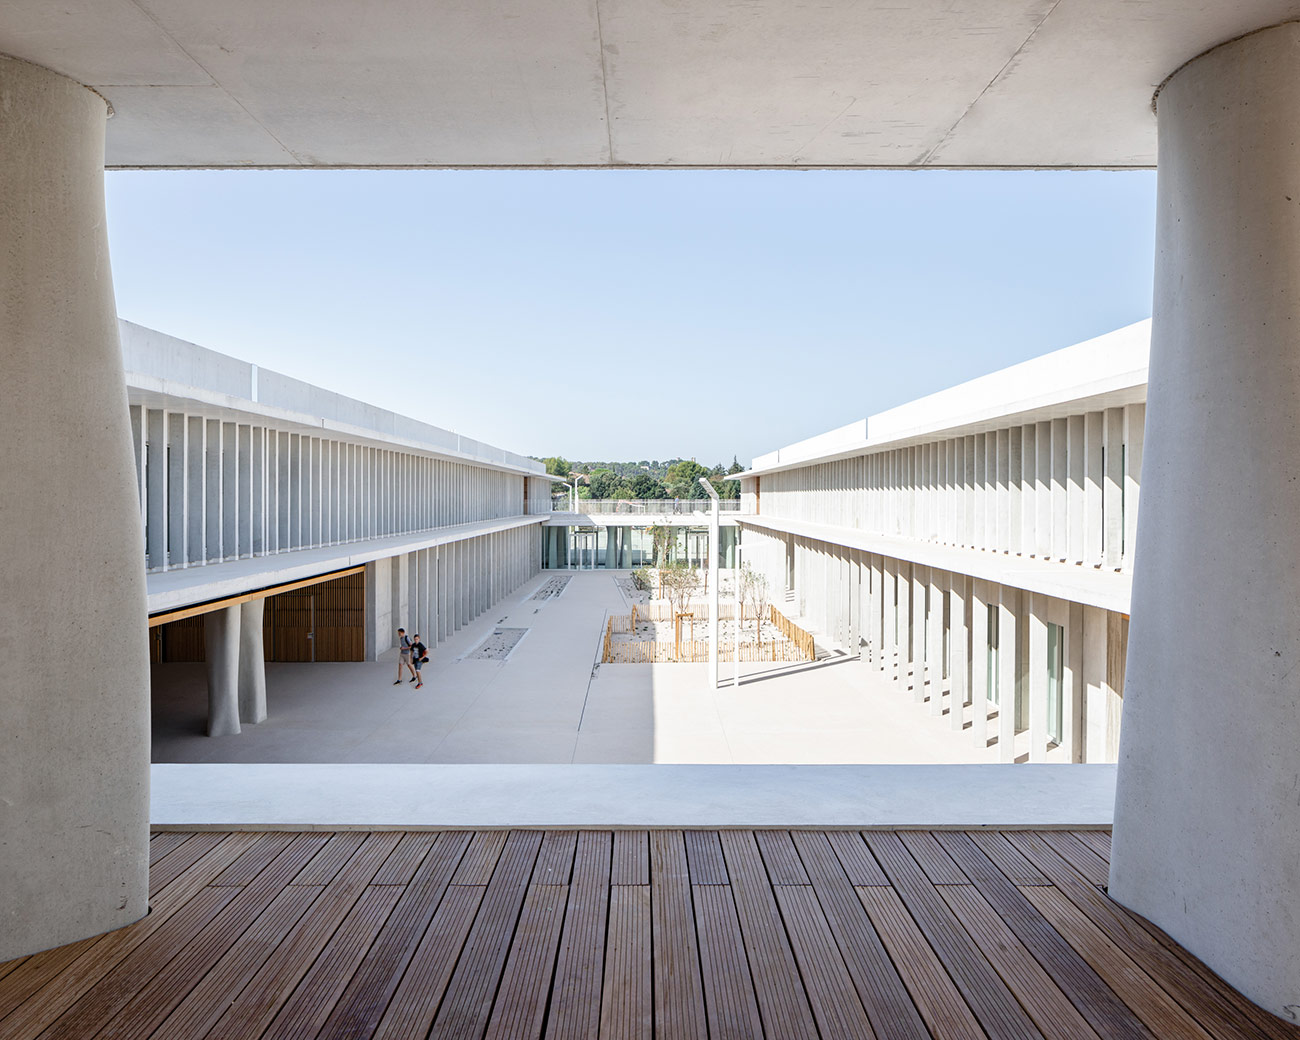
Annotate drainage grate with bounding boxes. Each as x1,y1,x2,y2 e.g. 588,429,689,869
466,627,529,661
531,575,572,601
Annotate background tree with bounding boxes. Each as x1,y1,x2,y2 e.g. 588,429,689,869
629,473,667,500
543,456,570,478
664,459,709,499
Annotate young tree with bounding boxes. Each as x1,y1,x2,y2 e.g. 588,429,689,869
659,562,703,659
647,524,675,567
740,564,770,638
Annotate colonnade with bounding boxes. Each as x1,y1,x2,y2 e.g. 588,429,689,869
365,525,540,659
130,401,543,572
747,403,1144,571
741,527,1127,763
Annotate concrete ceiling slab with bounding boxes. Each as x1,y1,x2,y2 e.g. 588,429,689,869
1,0,1298,168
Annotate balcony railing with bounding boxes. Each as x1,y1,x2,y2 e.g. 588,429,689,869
552,498,745,514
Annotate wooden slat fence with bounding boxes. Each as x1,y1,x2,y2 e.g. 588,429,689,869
770,605,817,659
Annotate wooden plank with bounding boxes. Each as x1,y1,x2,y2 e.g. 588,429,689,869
599,886,651,1040
546,832,612,1040
790,831,929,1040
934,830,1150,1040
203,831,405,1040
370,831,440,885
862,831,1041,1040
210,831,300,885
965,830,1050,886
684,831,728,884
0,957,28,985
485,885,570,1040
692,884,764,1040
452,830,510,885
372,885,485,1040
772,886,876,1040
260,884,404,1040
149,832,228,895
316,831,473,1040
649,830,707,1039
717,831,819,1040
291,831,368,885
0,832,260,1036
754,830,809,884
33,886,239,1040
147,885,322,1040
1071,830,1112,862
610,831,648,885
1003,831,1282,1040
897,831,968,884
533,831,578,886
825,831,888,885
430,830,545,1040
1039,830,1110,887
938,883,1105,1040
148,832,191,865
855,886,985,1040
1021,885,1218,1040
88,832,333,1040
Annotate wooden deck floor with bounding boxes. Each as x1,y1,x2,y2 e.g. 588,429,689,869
2,829,1296,1039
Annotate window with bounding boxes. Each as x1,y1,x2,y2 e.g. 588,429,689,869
1047,622,1064,745
987,603,1000,703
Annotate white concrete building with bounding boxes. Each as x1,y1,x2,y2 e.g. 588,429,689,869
739,321,1148,767
125,320,551,737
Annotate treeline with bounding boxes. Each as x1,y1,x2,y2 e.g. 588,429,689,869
538,456,745,500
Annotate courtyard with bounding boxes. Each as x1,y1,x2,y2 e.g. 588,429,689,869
151,571,997,766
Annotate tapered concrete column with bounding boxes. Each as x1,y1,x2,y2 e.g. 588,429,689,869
204,605,241,737
1111,23,1300,1017
0,56,149,960
238,599,267,724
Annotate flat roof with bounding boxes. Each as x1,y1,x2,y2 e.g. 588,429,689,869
746,320,1149,476
2,4,1297,168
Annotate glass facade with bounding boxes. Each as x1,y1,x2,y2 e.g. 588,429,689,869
542,525,739,570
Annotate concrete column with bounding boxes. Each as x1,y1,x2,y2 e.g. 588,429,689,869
364,558,392,661
238,599,267,724
1111,24,1300,1016
1081,605,1108,764
895,562,910,690
910,565,926,701
970,580,989,749
881,558,897,677
205,605,241,737
1027,594,1049,762
949,575,967,732
927,570,944,716
0,56,150,961
1083,412,1104,567
997,587,1018,763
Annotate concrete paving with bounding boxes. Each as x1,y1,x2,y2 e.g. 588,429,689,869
151,571,1000,766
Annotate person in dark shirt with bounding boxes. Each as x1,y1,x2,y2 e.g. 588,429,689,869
410,635,428,690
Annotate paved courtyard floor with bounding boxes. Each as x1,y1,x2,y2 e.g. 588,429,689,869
151,571,999,765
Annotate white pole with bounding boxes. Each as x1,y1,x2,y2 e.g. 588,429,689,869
734,545,742,688
699,477,720,689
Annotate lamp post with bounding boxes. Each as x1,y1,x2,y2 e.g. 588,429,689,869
698,476,720,689
733,541,744,688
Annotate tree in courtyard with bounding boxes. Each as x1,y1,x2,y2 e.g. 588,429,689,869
740,564,770,638
659,562,703,660
647,524,675,567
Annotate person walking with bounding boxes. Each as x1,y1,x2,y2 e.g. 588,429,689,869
410,634,428,690
394,627,416,684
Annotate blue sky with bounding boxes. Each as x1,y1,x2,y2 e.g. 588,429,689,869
105,169,1156,467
